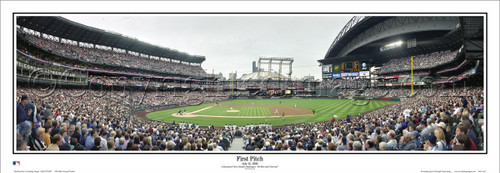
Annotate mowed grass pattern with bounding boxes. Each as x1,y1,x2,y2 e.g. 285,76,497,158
146,99,396,127
197,106,272,116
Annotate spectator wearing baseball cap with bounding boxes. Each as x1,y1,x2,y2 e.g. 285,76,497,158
42,105,53,120
17,95,32,143
79,128,88,146
424,134,437,151
410,131,422,149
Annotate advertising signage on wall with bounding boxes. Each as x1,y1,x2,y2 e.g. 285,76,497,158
359,71,370,77
360,61,369,71
322,73,332,79
332,73,341,78
347,72,359,77
458,68,477,80
341,72,359,77
332,64,342,73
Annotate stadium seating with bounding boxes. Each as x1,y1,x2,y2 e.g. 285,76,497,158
20,33,206,77
377,49,460,74
16,86,483,151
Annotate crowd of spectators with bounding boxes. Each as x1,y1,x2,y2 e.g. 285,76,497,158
338,89,357,97
375,71,431,78
213,81,307,90
88,75,214,89
239,87,483,151
440,87,483,97
361,88,389,97
237,81,301,89
385,88,414,97
22,33,206,77
360,87,483,98
16,86,239,151
319,79,370,89
377,49,460,74
18,49,198,80
335,87,482,98
16,86,484,152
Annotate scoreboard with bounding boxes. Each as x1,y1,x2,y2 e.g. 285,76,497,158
341,61,358,72
322,61,370,79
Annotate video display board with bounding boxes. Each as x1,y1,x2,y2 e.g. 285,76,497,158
322,64,332,73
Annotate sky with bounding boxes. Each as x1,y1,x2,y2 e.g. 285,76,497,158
63,15,353,80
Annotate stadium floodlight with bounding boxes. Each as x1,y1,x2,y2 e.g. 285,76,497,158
380,40,403,52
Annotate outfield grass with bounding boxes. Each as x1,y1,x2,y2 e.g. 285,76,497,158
197,106,272,116
146,99,396,127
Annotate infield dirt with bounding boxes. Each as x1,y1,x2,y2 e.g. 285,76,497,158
170,104,314,118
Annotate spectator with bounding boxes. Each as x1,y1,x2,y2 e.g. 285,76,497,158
379,142,388,151
399,133,417,151
47,134,62,151
365,140,377,151
17,134,28,151
434,129,448,151
92,137,101,150
353,141,363,151
387,130,397,150
85,130,98,150
72,137,85,151
42,125,51,148
17,95,32,142
453,124,477,150
30,127,47,151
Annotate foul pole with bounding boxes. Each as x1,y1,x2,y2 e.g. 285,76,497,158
231,71,234,96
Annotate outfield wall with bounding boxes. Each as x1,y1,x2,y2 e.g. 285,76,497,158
315,88,340,97
228,95,400,101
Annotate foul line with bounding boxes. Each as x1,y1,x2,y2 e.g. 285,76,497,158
170,105,314,118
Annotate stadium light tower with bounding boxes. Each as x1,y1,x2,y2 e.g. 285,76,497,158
257,57,294,79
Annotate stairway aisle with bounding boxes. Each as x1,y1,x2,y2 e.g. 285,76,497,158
228,138,245,151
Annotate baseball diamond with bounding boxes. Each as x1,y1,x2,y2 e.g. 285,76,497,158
145,99,396,126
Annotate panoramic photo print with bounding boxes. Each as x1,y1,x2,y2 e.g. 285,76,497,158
14,15,485,153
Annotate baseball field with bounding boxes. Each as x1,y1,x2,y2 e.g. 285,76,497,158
145,99,396,127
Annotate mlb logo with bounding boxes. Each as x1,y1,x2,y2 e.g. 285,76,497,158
13,161,20,166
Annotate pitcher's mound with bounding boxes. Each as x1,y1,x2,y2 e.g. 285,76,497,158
226,110,240,112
